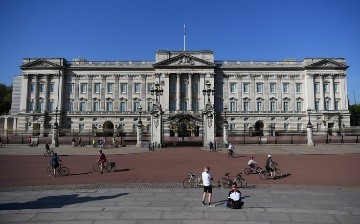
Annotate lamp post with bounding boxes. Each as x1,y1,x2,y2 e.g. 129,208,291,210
136,105,143,147
306,108,314,146
223,105,229,145
52,107,59,147
202,81,215,103
150,83,163,103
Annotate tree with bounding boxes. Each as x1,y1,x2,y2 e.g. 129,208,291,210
0,83,12,115
349,104,360,126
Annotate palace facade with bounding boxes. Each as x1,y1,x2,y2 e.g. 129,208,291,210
8,50,350,143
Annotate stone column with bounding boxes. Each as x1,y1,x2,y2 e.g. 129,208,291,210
176,74,180,111
101,75,106,111
114,75,120,111
203,104,215,146
188,74,192,111
20,74,29,112
151,104,162,148
223,122,229,145
307,124,314,146
4,115,8,135
34,75,39,111
44,75,49,112
136,121,142,147
13,117,18,134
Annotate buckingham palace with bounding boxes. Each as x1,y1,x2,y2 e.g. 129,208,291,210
7,50,350,146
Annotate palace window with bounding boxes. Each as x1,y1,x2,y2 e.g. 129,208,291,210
79,124,85,133
106,101,113,111
270,101,277,112
50,83,55,93
324,83,329,93
133,101,140,112
243,101,249,112
283,83,289,93
119,101,126,112
334,83,339,93
79,101,86,112
256,83,263,93
107,83,114,94
296,83,302,93
66,101,73,112
283,101,289,112
230,83,236,93
230,101,237,112
296,101,302,112
120,83,127,94
324,100,330,111
80,83,87,94
147,101,153,111
315,100,320,111
134,83,141,93
30,83,35,93
94,83,101,94
49,100,55,112
256,101,263,112
147,83,154,93
335,100,340,111
314,83,320,93
39,100,45,112
39,83,45,93
243,83,249,93
93,101,100,112
270,83,276,93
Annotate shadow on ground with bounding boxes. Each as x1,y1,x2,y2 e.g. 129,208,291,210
0,193,128,210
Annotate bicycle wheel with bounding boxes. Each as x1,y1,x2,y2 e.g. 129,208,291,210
259,170,268,180
235,179,247,188
59,167,70,176
93,163,101,172
46,166,53,176
255,167,262,174
275,169,283,179
218,178,230,189
244,168,251,175
183,178,194,188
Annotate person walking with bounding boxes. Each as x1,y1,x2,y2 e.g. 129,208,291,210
201,166,214,206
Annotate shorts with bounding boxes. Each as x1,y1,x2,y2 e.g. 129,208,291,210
203,185,212,193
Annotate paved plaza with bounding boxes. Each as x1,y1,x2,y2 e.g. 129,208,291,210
0,144,359,223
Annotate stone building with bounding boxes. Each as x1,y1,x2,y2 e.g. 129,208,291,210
7,50,350,145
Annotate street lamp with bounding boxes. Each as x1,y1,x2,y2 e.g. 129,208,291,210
150,83,163,103
53,107,59,147
307,108,312,126
138,105,143,123
202,81,215,103
223,105,228,124
55,107,59,128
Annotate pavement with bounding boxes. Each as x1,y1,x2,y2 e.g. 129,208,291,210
0,143,360,223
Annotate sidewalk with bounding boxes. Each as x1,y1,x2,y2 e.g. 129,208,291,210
0,143,359,155
0,187,359,223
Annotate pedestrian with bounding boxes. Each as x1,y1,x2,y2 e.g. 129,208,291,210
225,184,244,209
72,137,75,147
78,137,81,147
92,139,96,148
202,166,214,206
209,141,213,152
112,137,116,148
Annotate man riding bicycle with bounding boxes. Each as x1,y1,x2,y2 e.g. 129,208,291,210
247,156,258,170
265,154,278,179
97,150,107,174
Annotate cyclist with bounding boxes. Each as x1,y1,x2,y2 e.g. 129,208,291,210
97,150,107,174
265,154,278,179
228,142,234,157
247,156,258,171
49,153,61,177
201,166,214,206
45,142,50,151
225,184,244,209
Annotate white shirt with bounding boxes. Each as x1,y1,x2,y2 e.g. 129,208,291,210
248,159,257,166
229,191,241,201
202,171,212,186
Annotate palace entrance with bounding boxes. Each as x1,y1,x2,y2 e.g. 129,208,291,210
102,121,114,136
165,113,203,146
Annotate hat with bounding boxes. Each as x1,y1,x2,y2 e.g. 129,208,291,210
204,166,210,172
268,154,271,158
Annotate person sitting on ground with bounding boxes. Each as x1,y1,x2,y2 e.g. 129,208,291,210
247,156,258,170
49,153,61,177
226,184,244,209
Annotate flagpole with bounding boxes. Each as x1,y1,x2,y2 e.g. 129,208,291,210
183,24,186,51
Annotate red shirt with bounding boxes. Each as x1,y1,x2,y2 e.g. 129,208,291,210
99,153,106,162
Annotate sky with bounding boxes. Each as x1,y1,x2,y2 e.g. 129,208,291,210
1,0,359,104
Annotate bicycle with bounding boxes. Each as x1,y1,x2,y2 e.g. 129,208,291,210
93,160,116,173
183,171,203,188
44,148,55,157
46,163,70,176
227,149,235,158
218,172,247,189
244,165,262,175
259,164,283,180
